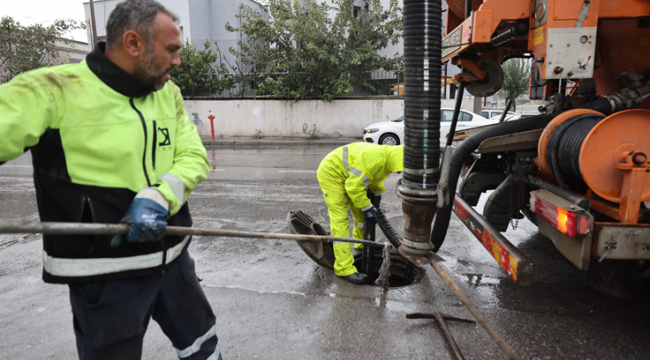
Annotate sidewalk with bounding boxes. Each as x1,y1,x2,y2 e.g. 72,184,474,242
201,136,361,147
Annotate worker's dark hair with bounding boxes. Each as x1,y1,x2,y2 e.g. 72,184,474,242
105,0,178,49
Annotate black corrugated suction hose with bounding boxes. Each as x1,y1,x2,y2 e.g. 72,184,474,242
362,219,376,277
402,0,443,189
377,207,402,248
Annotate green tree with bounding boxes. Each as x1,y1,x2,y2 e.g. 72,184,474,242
0,16,83,77
170,41,235,97
225,0,403,101
497,58,529,111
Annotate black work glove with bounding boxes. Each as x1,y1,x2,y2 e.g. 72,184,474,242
362,206,378,224
372,194,382,209
365,188,382,209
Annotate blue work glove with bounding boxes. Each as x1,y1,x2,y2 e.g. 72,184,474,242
362,206,378,224
111,195,169,248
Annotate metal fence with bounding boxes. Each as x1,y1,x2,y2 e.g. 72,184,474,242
0,74,12,84
354,70,404,96
185,70,406,98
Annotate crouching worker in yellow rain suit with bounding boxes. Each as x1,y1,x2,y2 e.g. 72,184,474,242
317,143,404,284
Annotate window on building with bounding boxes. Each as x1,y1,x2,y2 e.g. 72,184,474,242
353,6,361,18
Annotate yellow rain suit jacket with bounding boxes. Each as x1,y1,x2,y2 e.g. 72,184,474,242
317,143,404,276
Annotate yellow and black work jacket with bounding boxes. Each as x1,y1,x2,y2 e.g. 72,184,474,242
0,43,210,284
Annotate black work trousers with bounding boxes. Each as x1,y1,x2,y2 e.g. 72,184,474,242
68,251,222,360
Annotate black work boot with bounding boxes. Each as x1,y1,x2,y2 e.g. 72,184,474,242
339,272,368,285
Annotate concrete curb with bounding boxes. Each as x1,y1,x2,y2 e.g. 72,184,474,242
202,137,361,147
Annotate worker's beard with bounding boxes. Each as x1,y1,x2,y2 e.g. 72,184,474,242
133,45,173,90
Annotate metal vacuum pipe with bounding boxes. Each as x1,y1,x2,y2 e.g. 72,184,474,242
398,0,443,255
0,221,388,247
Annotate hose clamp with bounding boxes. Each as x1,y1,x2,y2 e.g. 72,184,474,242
403,168,438,175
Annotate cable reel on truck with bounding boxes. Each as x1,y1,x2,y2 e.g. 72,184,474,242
536,109,650,224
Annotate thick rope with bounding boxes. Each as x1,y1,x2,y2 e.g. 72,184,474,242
375,242,392,288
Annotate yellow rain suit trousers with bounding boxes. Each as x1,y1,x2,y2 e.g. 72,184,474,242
316,143,404,277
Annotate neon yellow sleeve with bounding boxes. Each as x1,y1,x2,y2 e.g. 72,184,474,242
345,154,375,209
0,71,60,162
154,84,210,215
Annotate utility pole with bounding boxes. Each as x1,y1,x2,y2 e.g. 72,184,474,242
473,96,482,115
89,0,98,48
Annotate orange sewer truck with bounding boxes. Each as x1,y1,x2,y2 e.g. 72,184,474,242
434,0,650,297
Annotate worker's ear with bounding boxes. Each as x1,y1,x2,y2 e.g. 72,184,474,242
122,30,145,57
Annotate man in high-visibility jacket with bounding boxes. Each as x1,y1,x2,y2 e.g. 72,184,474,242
0,1,221,359
317,143,404,284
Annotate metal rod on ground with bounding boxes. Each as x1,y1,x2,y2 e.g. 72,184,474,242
0,222,386,248
498,98,514,123
406,312,476,360
429,258,521,360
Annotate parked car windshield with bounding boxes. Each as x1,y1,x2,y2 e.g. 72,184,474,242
392,116,405,122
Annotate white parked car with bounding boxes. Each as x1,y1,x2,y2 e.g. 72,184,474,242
488,113,538,122
481,109,505,119
362,109,494,146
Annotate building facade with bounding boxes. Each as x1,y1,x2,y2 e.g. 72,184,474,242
83,0,459,96
83,0,262,72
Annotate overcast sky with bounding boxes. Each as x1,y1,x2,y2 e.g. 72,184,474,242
1,0,88,42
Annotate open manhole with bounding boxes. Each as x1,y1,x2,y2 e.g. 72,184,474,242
353,251,423,288
288,210,422,288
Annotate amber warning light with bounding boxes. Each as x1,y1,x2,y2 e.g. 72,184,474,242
530,192,590,238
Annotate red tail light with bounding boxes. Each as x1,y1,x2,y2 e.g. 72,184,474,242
531,192,590,238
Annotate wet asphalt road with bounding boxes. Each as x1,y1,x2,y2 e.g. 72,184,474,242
1,145,650,360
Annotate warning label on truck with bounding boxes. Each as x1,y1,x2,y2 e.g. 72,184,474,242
533,26,544,46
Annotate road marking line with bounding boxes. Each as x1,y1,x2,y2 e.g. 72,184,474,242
210,168,225,172
278,170,316,173
1,165,32,168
